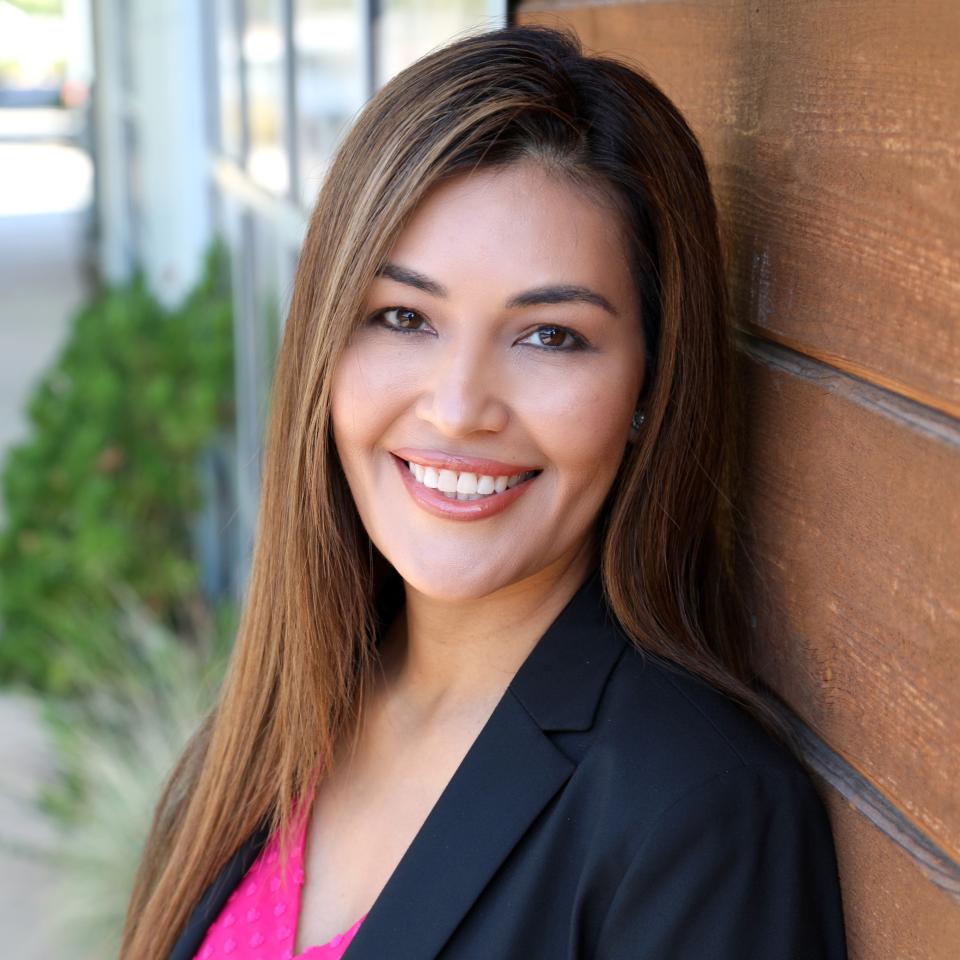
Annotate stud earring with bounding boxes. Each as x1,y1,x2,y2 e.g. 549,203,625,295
631,408,645,431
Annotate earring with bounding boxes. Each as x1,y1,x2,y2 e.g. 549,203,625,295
631,408,645,431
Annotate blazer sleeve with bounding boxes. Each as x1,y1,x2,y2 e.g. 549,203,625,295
594,762,848,959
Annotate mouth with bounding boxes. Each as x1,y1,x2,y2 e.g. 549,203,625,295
389,453,543,520
399,457,542,501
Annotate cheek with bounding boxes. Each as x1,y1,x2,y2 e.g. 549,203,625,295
517,363,635,482
330,351,378,487
330,342,412,454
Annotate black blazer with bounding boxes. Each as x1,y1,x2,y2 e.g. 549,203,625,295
170,567,847,959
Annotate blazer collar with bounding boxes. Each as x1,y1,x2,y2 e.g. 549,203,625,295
508,563,628,732
170,564,627,960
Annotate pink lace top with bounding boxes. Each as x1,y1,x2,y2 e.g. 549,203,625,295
191,793,366,960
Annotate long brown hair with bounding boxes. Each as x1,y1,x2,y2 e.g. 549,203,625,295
120,23,793,958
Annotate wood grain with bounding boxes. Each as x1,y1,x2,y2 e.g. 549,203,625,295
736,339,960,861
823,785,960,959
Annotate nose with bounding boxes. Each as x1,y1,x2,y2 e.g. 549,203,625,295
414,334,510,437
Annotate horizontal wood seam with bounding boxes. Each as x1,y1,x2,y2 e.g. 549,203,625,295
756,682,960,900
739,324,960,421
736,332,960,449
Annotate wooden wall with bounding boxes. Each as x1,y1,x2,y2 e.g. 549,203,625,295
514,1,960,955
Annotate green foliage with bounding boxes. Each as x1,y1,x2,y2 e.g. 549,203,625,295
0,242,235,694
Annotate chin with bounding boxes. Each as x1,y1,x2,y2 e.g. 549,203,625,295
383,549,526,603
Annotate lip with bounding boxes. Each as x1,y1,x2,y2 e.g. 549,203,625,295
391,447,542,478
390,452,539,521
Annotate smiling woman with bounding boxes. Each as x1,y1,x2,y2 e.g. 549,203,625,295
332,161,646,575
120,23,847,960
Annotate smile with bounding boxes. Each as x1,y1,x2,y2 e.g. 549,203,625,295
390,453,542,521
405,460,540,501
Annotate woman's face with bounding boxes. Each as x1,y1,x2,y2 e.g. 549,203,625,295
331,161,646,600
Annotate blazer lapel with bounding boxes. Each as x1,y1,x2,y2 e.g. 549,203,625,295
169,564,628,960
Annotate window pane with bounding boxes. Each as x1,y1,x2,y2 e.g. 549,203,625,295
375,0,501,88
244,0,289,194
295,0,364,208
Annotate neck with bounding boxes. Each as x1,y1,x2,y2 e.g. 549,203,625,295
375,541,599,727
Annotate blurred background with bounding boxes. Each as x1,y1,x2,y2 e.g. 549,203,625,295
0,1,506,956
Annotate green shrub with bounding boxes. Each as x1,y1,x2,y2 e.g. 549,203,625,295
0,241,235,693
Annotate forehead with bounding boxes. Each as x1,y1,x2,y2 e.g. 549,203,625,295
383,163,631,295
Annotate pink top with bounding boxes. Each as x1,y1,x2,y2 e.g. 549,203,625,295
191,794,366,960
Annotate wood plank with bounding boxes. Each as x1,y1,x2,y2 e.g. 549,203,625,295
823,785,960,958
734,339,960,862
517,1,960,414
778,701,959,897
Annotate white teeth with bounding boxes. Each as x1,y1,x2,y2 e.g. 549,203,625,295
456,472,478,495
437,469,458,493
424,466,440,488
405,460,538,500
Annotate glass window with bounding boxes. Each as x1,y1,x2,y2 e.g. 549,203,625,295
375,0,503,89
243,0,290,195
294,0,365,208
216,0,245,160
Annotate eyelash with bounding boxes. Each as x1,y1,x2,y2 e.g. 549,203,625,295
368,307,589,352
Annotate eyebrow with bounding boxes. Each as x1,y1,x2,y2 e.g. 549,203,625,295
375,262,619,317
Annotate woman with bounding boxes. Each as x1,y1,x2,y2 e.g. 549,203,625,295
121,23,847,960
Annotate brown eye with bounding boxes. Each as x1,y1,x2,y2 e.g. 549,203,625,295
520,325,587,352
373,307,429,333
537,327,567,348
394,308,421,329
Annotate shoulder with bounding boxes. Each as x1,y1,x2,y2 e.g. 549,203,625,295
581,646,847,957
578,646,846,960
582,641,827,837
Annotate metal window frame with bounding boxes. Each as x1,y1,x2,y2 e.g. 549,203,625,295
199,0,223,155
235,0,252,164
281,0,300,204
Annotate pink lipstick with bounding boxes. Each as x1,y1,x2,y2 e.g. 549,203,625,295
390,452,541,521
